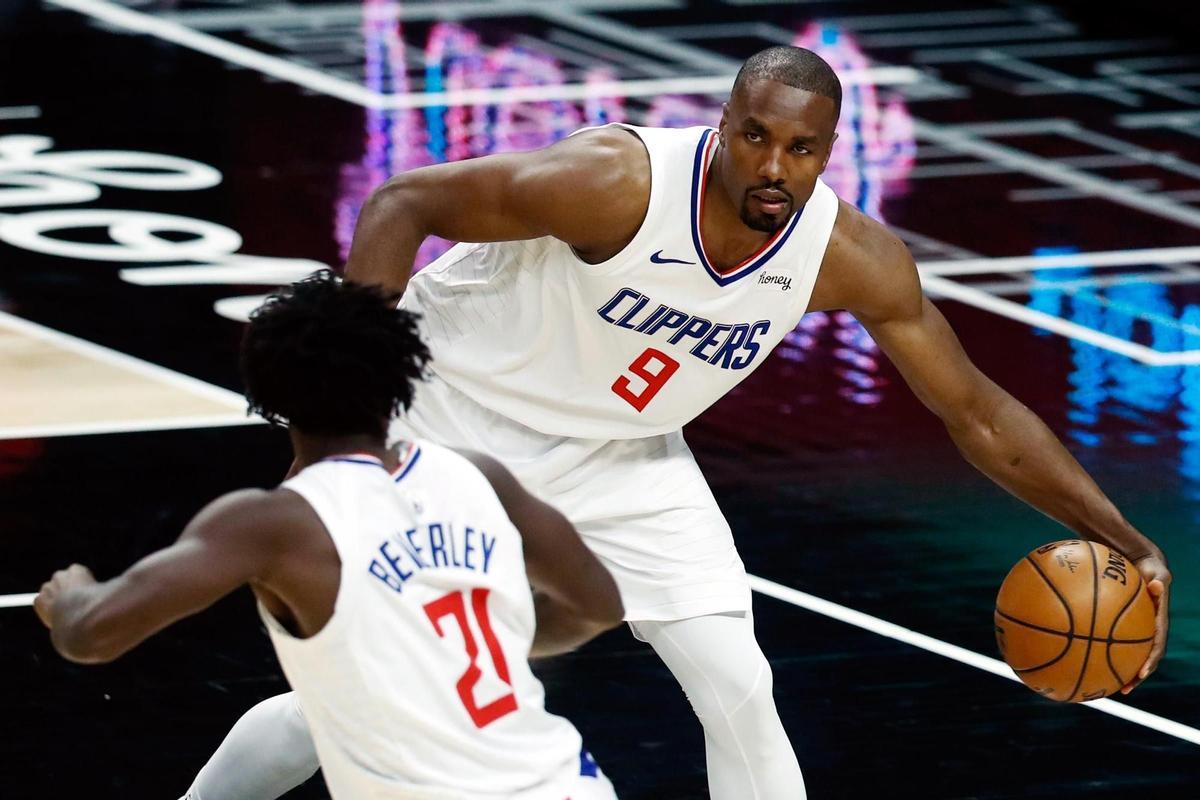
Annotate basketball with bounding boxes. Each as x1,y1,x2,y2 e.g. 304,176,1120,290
994,540,1155,702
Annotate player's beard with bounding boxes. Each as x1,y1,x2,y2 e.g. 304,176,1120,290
739,200,790,234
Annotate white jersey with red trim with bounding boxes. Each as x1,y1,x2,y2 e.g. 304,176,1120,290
402,123,840,440
264,442,585,800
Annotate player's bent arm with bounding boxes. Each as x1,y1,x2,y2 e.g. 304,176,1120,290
35,489,294,664
825,206,1171,683
345,128,650,294
461,451,624,657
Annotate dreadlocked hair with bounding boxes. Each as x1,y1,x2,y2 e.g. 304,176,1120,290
240,270,430,437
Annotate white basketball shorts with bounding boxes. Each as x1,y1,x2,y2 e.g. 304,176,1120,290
389,371,751,621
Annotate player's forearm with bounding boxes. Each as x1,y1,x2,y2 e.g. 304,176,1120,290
48,581,132,664
345,176,429,295
529,592,621,658
947,390,1164,563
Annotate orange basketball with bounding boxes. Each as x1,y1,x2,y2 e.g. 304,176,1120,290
993,539,1155,702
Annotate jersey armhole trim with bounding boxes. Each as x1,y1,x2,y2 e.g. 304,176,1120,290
264,481,354,647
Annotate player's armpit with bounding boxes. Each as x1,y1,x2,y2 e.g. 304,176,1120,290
42,489,293,664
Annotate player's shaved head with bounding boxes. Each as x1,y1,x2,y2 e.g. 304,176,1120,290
731,46,842,117
241,270,430,437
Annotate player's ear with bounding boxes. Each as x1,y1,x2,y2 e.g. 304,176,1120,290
820,131,839,173
719,103,730,136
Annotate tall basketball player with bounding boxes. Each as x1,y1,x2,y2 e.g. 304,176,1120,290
34,272,624,800
191,46,1172,799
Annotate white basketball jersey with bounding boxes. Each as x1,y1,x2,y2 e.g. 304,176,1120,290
403,123,840,440
265,442,584,800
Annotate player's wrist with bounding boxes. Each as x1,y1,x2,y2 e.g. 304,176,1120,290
1127,545,1166,567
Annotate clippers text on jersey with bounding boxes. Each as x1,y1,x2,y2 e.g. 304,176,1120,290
597,288,771,370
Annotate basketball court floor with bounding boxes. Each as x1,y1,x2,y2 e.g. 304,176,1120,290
1,0,1197,796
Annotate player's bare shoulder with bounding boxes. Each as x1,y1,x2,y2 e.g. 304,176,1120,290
185,486,322,554
810,198,921,323
537,127,651,260
552,126,650,198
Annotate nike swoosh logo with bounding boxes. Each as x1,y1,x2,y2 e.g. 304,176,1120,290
650,250,695,265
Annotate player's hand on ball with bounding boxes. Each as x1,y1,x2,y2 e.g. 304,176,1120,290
1122,554,1171,695
34,564,96,629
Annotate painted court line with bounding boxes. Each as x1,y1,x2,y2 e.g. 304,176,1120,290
920,246,1200,276
921,274,1200,366
47,0,383,107
911,120,1200,231
0,311,249,408
49,0,919,110
748,574,1200,747
6,576,1196,746
0,415,263,441
47,2,1200,356
0,106,41,120
374,69,919,110
0,311,265,439
120,261,323,286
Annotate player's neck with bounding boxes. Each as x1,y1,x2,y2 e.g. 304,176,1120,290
288,429,390,471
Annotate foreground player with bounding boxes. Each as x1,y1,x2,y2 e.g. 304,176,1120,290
35,272,624,799
199,46,1172,799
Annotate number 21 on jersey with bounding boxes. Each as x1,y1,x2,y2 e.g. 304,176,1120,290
424,588,518,729
612,347,680,412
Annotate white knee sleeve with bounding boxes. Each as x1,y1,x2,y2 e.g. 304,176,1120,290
181,692,319,800
633,613,805,800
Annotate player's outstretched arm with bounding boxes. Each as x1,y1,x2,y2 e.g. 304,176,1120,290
33,489,298,664
345,127,650,294
462,451,624,657
820,202,1171,692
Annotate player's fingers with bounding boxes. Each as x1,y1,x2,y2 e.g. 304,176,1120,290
1139,596,1170,681
1123,647,1157,693
32,586,53,629
1147,578,1165,602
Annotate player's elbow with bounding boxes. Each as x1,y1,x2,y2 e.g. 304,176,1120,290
362,176,419,225
598,579,625,627
576,572,625,631
944,382,1022,460
50,613,128,664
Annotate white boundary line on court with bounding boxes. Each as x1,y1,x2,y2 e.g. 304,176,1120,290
48,0,919,110
52,0,1200,366
48,0,384,107
921,274,1200,366
0,311,264,439
0,106,42,120
0,414,263,441
747,574,1200,747
3,576,1195,746
920,246,1200,276
120,262,323,286
0,310,249,408
911,120,1200,230
375,68,920,110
